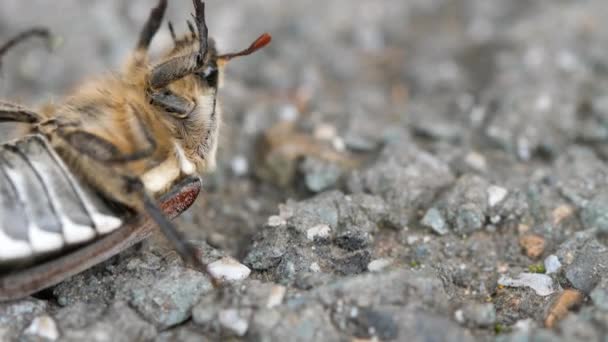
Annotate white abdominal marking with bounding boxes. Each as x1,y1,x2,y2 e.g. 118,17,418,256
28,223,63,253
0,228,32,261
60,215,96,244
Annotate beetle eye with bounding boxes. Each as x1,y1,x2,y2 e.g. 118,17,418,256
198,66,218,88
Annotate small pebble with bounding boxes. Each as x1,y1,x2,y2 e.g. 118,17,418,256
513,319,535,332
545,289,584,328
461,303,496,328
306,224,331,241
421,208,448,235
207,257,251,282
498,273,556,296
267,215,286,227
464,152,487,171
266,285,287,308
487,185,508,207
314,123,337,141
332,137,346,152
279,104,299,122
552,205,575,225
454,309,465,324
230,155,249,176
23,315,59,341
544,255,562,274
407,235,420,245
218,309,249,337
310,262,321,272
367,259,393,272
519,234,546,259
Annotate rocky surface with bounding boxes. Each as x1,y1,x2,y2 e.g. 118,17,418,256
2,0,608,341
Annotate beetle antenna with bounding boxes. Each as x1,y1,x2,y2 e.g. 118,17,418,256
218,33,272,64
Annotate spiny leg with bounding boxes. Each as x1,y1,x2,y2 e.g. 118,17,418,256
149,0,208,89
0,27,53,68
147,89,194,118
146,1,207,117
56,115,156,164
0,101,43,123
134,0,168,64
142,191,220,287
168,21,177,45
186,20,198,41
0,29,54,124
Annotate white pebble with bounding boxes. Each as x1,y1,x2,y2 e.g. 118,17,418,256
267,215,285,227
535,93,552,112
306,224,331,241
279,104,299,122
498,273,556,296
407,235,420,245
230,156,249,176
24,315,59,341
218,309,249,337
266,285,287,308
487,185,508,207
332,137,346,152
465,151,487,171
544,255,562,274
454,309,465,324
367,258,392,272
314,123,337,141
310,262,321,272
207,257,251,282
513,318,534,332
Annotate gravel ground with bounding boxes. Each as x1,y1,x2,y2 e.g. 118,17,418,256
2,0,608,341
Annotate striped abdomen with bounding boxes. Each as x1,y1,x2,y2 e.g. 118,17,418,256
0,134,123,264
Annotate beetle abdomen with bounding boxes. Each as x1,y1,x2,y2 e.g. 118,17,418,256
0,134,123,264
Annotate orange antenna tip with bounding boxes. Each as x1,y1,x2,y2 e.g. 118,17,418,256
218,33,272,62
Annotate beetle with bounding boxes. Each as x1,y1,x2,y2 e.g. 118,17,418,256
0,0,270,300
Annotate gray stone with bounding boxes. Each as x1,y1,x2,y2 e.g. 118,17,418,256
347,142,454,227
591,278,608,311
563,238,607,294
421,207,449,235
299,156,343,192
129,267,213,329
544,255,562,274
581,192,608,232
461,303,496,327
0,298,48,341
440,174,490,234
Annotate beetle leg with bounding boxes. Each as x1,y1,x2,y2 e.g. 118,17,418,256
55,109,157,163
135,0,167,55
0,28,53,69
0,101,43,124
147,88,194,118
168,21,177,45
148,0,208,89
57,129,156,164
141,189,219,286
